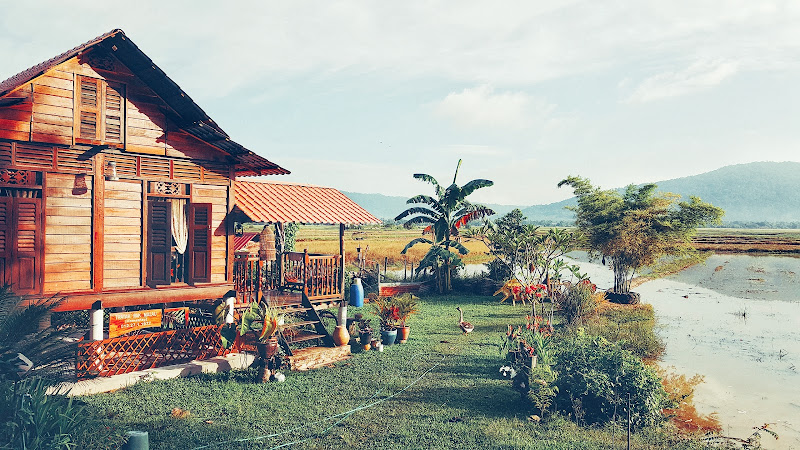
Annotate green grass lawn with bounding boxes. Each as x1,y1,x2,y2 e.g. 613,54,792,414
80,294,699,449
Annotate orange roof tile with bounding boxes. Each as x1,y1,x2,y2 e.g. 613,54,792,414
234,180,381,225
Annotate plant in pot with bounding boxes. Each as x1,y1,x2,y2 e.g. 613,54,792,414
393,294,419,344
216,301,282,383
350,314,375,351
371,296,400,345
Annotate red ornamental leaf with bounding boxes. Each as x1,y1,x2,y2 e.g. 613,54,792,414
453,211,484,230
512,286,521,294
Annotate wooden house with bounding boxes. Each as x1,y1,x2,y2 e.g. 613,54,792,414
0,29,289,310
0,29,378,377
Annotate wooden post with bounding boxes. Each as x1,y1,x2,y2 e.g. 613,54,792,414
92,153,105,292
276,222,284,288
339,223,345,296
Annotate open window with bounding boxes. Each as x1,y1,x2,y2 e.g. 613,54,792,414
147,199,210,286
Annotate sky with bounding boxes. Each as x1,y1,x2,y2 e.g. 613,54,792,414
2,1,799,206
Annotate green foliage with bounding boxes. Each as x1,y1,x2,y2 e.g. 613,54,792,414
526,363,559,417
559,282,601,326
582,304,665,360
558,176,724,293
475,209,580,289
284,222,299,252
0,378,102,449
395,159,494,293
0,287,76,383
552,332,670,430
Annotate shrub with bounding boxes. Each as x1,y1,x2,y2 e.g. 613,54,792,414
559,281,601,326
552,332,670,430
583,303,665,360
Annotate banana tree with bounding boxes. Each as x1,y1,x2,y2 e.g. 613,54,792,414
395,159,494,293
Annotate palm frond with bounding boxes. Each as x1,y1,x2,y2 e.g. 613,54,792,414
395,206,438,222
460,179,494,198
401,237,433,254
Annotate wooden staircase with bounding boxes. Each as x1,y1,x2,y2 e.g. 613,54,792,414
260,290,351,371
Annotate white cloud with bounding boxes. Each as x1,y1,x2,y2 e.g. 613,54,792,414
433,85,555,130
626,60,739,103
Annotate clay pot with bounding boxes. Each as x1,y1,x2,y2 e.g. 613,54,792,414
397,326,410,344
333,325,350,346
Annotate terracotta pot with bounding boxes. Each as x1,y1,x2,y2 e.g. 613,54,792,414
257,336,280,359
333,325,350,346
396,326,410,344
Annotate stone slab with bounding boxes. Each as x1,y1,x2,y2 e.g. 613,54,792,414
49,353,255,396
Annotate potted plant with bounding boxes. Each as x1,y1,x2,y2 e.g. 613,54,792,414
216,300,282,383
393,294,419,344
350,314,374,351
371,296,400,345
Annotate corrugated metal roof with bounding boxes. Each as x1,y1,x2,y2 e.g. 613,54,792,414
235,180,381,225
0,29,289,177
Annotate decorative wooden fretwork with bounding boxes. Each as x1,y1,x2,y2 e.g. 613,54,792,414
87,52,116,72
75,325,228,379
150,181,184,196
0,169,36,186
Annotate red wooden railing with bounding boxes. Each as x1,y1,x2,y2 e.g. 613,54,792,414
233,251,342,302
75,325,227,379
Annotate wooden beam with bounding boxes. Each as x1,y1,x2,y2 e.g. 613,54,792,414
52,284,234,311
92,154,104,292
339,223,345,297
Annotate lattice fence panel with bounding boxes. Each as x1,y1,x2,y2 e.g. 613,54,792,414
75,325,227,379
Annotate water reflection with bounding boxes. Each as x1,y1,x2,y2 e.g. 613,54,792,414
570,254,800,449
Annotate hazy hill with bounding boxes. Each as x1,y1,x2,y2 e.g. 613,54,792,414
522,161,800,224
344,162,800,226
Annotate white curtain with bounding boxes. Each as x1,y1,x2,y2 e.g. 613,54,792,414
172,199,188,254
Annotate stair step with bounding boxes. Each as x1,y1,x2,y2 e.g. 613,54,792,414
279,320,318,329
288,345,351,371
285,330,326,344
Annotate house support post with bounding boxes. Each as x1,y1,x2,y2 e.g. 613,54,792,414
90,301,103,341
339,223,345,298
90,300,104,372
224,292,236,323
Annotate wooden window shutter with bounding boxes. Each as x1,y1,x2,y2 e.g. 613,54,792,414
104,83,125,144
12,198,42,294
0,198,10,287
77,76,100,141
187,203,212,284
147,200,172,286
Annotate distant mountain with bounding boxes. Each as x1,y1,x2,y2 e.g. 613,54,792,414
341,191,526,222
345,162,800,226
522,161,800,225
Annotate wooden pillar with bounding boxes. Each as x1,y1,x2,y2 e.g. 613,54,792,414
92,154,105,292
339,223,345,296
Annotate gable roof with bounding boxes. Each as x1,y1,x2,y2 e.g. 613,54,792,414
235,180,381,225
0,29,288,177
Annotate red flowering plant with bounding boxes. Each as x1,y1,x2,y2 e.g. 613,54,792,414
371,296,401,331
500,314,553,368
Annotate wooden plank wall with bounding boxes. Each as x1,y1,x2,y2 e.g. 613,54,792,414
192,184,228,283
43,173,92,293
104,180,142,288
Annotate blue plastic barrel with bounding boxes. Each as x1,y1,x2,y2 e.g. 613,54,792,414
350,278,364,307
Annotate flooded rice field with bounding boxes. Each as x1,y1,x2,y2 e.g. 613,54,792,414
571,254,800,449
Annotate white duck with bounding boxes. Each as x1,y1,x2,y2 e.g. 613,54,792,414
456,307,474,333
